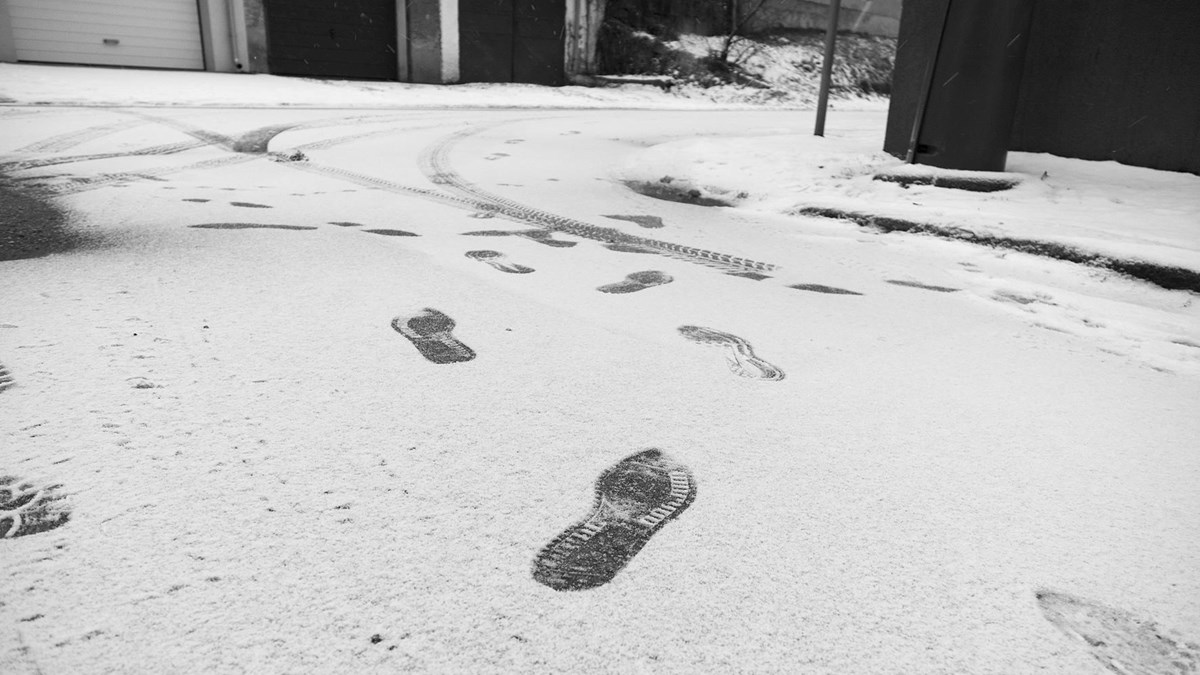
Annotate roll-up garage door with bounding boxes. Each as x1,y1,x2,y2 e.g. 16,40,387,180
6,0,204,70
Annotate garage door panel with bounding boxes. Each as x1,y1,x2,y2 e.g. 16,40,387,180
12,11,202,36
268,18,394,41
513,37,563,85
460,0,564,85
264,0,397,80
13,27,205,50
7,0,204,70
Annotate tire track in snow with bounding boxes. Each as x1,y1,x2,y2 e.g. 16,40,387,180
19,155,257,197
15,118,147,153
0,141,206,172
418,124,778,275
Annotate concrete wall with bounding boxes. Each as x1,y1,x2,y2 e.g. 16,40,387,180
407,0,444,82
885,0,1200,175
0,1,17,62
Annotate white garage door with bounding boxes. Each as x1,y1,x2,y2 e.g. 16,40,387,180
8,0,204,70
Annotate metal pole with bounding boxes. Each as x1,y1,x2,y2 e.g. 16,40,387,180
813,0,842,136
906,0,953,162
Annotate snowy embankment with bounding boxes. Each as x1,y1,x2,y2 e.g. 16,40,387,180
616,133,1200,289
0,62,884,111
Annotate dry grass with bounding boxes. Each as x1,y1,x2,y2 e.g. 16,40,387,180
597,24,896,101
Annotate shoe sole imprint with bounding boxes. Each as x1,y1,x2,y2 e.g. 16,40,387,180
1036,589,1199,675
465,250,534,274
391,308,476,364
597,270,674,294
678,325,785,381
1,476,70,538
0,363,12,393
532,449,696,591
462,229,576,248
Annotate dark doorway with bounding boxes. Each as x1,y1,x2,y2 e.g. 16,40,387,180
460,0,565,85
265,0,398,80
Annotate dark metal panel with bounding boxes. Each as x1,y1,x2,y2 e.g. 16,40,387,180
882,0,949,159
911,0,1035,171
459,0,515,83
264,0,397,80
1010,0,1200,174
459,0,564,85
888,0,1200,174
513,0,565,85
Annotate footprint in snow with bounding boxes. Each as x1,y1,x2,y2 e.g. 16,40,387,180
597,271,673,294
391,308,476,364
465,250,534,274
532,449,696,591
1036,589,1200,675
1,475,71,538
678,325,785,381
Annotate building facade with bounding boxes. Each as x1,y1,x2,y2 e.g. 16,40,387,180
0,0,589,85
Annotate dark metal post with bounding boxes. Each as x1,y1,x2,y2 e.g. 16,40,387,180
907,0,1037,171
905,0,953,162
814,0,843,136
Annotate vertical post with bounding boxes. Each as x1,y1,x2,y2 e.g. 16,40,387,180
396,0,410,81
813,0,842,137
226,0,250,71
905,0,952,163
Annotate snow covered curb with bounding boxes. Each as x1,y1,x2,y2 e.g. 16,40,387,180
617,133,1200,291
0,63,888,111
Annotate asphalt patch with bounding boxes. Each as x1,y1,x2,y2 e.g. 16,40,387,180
623,180,733,207
790,283,864,295
189,223,316,231
364,229,419,237
0,182,91,261
604,215,666,229
886,280,961,293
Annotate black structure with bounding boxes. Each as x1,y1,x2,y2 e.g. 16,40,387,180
264,0,398,80
885,0,1200,175
459,0,566,85
900,0,1034,171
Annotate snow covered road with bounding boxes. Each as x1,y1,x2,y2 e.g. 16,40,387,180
2,105,1198,674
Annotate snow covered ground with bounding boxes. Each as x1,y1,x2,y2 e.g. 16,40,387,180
1,64,1199,674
